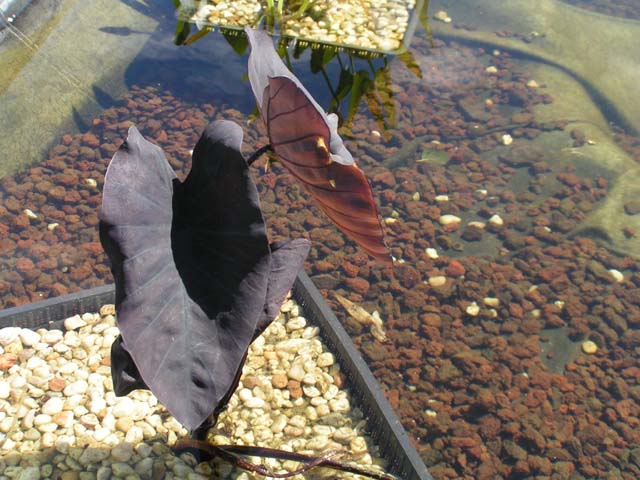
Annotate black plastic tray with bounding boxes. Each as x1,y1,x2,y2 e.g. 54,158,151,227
0,272,432,480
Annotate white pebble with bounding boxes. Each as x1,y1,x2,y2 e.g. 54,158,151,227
112,397,134,418
485,66,498,73
489,214,504,227
428,276,447,288
435,194,449,202
483,297,500,308
0,327,21,346
501,134,513,145
466,302,480,316
63,380,88,397
0,381,10,399
19,329,41,347
317,352,335,368
23,209,38,219
425,248,439,259
608,269,624,283
41,397,65,415
64,315,87,331
439,214,461,226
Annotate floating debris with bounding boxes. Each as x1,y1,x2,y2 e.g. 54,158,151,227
334,293,386,342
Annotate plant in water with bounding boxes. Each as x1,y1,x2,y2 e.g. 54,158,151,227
245,26,391,265
100,26,393,479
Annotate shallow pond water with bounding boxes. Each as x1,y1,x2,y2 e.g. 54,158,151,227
1,0,639,479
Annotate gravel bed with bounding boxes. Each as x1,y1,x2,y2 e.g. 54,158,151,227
0,296,387,479
1,30,640,479
183,0,416,51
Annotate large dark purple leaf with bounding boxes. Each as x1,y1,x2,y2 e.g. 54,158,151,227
100,121,308,431
245,27,392,266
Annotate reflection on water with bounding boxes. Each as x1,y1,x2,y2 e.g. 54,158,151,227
1,0,640,478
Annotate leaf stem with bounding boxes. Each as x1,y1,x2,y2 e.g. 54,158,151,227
247,144,273,165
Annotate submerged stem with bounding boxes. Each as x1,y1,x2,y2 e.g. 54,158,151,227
247,144,273,166
173,439,398,480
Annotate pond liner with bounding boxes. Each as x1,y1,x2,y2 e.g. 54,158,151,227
0,272,433,480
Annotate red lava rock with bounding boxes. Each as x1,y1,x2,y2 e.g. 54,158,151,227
81,133,100,148
446,260,466,277
342,262,359,278
344,277,370,296
15,258,35,273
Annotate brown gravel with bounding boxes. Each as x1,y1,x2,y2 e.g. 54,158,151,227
1,35,639,480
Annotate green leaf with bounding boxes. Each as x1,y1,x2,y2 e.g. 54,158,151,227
310,47,335,73
397,49,422,79
346,70,371,124
174,20,191,45
222,30,249,55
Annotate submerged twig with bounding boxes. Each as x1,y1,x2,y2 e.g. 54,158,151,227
173,439,398,479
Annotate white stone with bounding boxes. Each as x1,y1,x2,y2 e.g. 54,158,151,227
19,329,40,347
23,209,38,219
485,66,498,73
425,248,439,259
64,315,87,331
41,330,64,344
317,352,335,368
467,221,486,229
41,397,65,415
0,381,10,399
245,397,266,409
489,214,504,227
112,396,134,418
483,297,500,308
435,194,449,202
438,214,461,226
466,302,480,316
609,269,624,283
287,363,306,382
79,446,110,465
428,276,447,288
501,134,513,145
0,327,21,346
63,380,88,396
15,466,40,480
111,442,133,462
